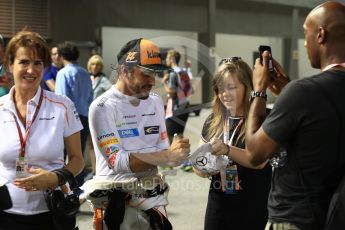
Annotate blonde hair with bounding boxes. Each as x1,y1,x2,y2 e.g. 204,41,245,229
87,54,104,73
206,59,253,145
167,49,181,65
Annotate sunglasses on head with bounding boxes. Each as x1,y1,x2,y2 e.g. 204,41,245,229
218,57,242,66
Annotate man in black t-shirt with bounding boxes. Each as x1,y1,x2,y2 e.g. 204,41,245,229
236,2,345,230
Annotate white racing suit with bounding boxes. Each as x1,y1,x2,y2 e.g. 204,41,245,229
88,88,171,230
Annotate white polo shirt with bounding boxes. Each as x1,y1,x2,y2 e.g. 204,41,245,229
0,86,83,215
89,87,169,181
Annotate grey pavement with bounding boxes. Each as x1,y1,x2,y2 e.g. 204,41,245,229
76,107,212,230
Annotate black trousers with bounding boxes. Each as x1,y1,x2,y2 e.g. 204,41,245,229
79,115,90,155
0,211,58,230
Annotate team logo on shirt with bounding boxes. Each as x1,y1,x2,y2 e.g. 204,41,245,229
97,132,116,141
144,126,159,135
108,152,118,169
97,97,108,107
98,138,119,148
118,128,139,138
116,121,138,128
105,145,120,156
72,105,80,120
123,115,136,119
39,116,55,120
142,112,155,116
3,119,15,124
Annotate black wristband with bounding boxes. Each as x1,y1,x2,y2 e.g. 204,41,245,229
53,168,73,186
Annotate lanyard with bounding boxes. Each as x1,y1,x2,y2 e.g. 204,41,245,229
223,117,244,146
12,89,44,158
322,63,345,72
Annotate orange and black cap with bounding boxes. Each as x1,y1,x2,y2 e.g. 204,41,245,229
117,38,169,73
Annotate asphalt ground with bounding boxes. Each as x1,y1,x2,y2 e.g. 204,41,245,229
76,108,212,230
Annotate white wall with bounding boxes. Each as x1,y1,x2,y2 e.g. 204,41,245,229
215,33,283,103
215,33,283,67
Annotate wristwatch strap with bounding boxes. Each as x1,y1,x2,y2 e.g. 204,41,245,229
250,91,267,102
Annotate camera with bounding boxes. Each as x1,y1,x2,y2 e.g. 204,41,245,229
258,45,274,72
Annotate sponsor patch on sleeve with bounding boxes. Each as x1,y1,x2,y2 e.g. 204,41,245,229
108,152,118,169
160,131,167,140
98,138,119,148
104,145,120,156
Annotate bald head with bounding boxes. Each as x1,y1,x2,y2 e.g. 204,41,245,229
310,1,345,42
304,1,345,69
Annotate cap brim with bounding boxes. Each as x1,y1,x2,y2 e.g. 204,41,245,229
138,64,171,73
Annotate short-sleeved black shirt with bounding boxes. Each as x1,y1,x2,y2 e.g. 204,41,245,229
262,70,345,229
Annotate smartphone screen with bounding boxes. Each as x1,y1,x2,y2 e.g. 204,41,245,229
258,45,274,72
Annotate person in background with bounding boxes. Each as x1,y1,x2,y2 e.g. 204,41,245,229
0,30,84,230
0,33,13,97
88,54,112,99
55,41,93,188
184,59,193,79
194,57,271,229
42,46,62,92
162,49,193,172
86,54,112,175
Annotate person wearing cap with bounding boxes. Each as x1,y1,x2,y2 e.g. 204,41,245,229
87,38,190,229
0,34,13,97
193,57,271,230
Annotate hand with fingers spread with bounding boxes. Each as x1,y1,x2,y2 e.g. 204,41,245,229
14,167,59,191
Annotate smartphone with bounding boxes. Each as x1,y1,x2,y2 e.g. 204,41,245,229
258,45,274,72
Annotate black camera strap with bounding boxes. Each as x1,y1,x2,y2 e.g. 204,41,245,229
53,168,78,192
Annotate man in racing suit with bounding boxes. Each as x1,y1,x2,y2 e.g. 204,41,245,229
86,38,190,230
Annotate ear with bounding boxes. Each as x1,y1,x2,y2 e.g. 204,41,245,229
317,27,326,44
120,65,129,78
119,65,132,81
120,65,126,74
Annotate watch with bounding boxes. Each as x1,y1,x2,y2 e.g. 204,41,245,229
249,91,267,102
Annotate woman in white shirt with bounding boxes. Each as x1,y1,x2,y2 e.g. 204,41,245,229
0,30,84,230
